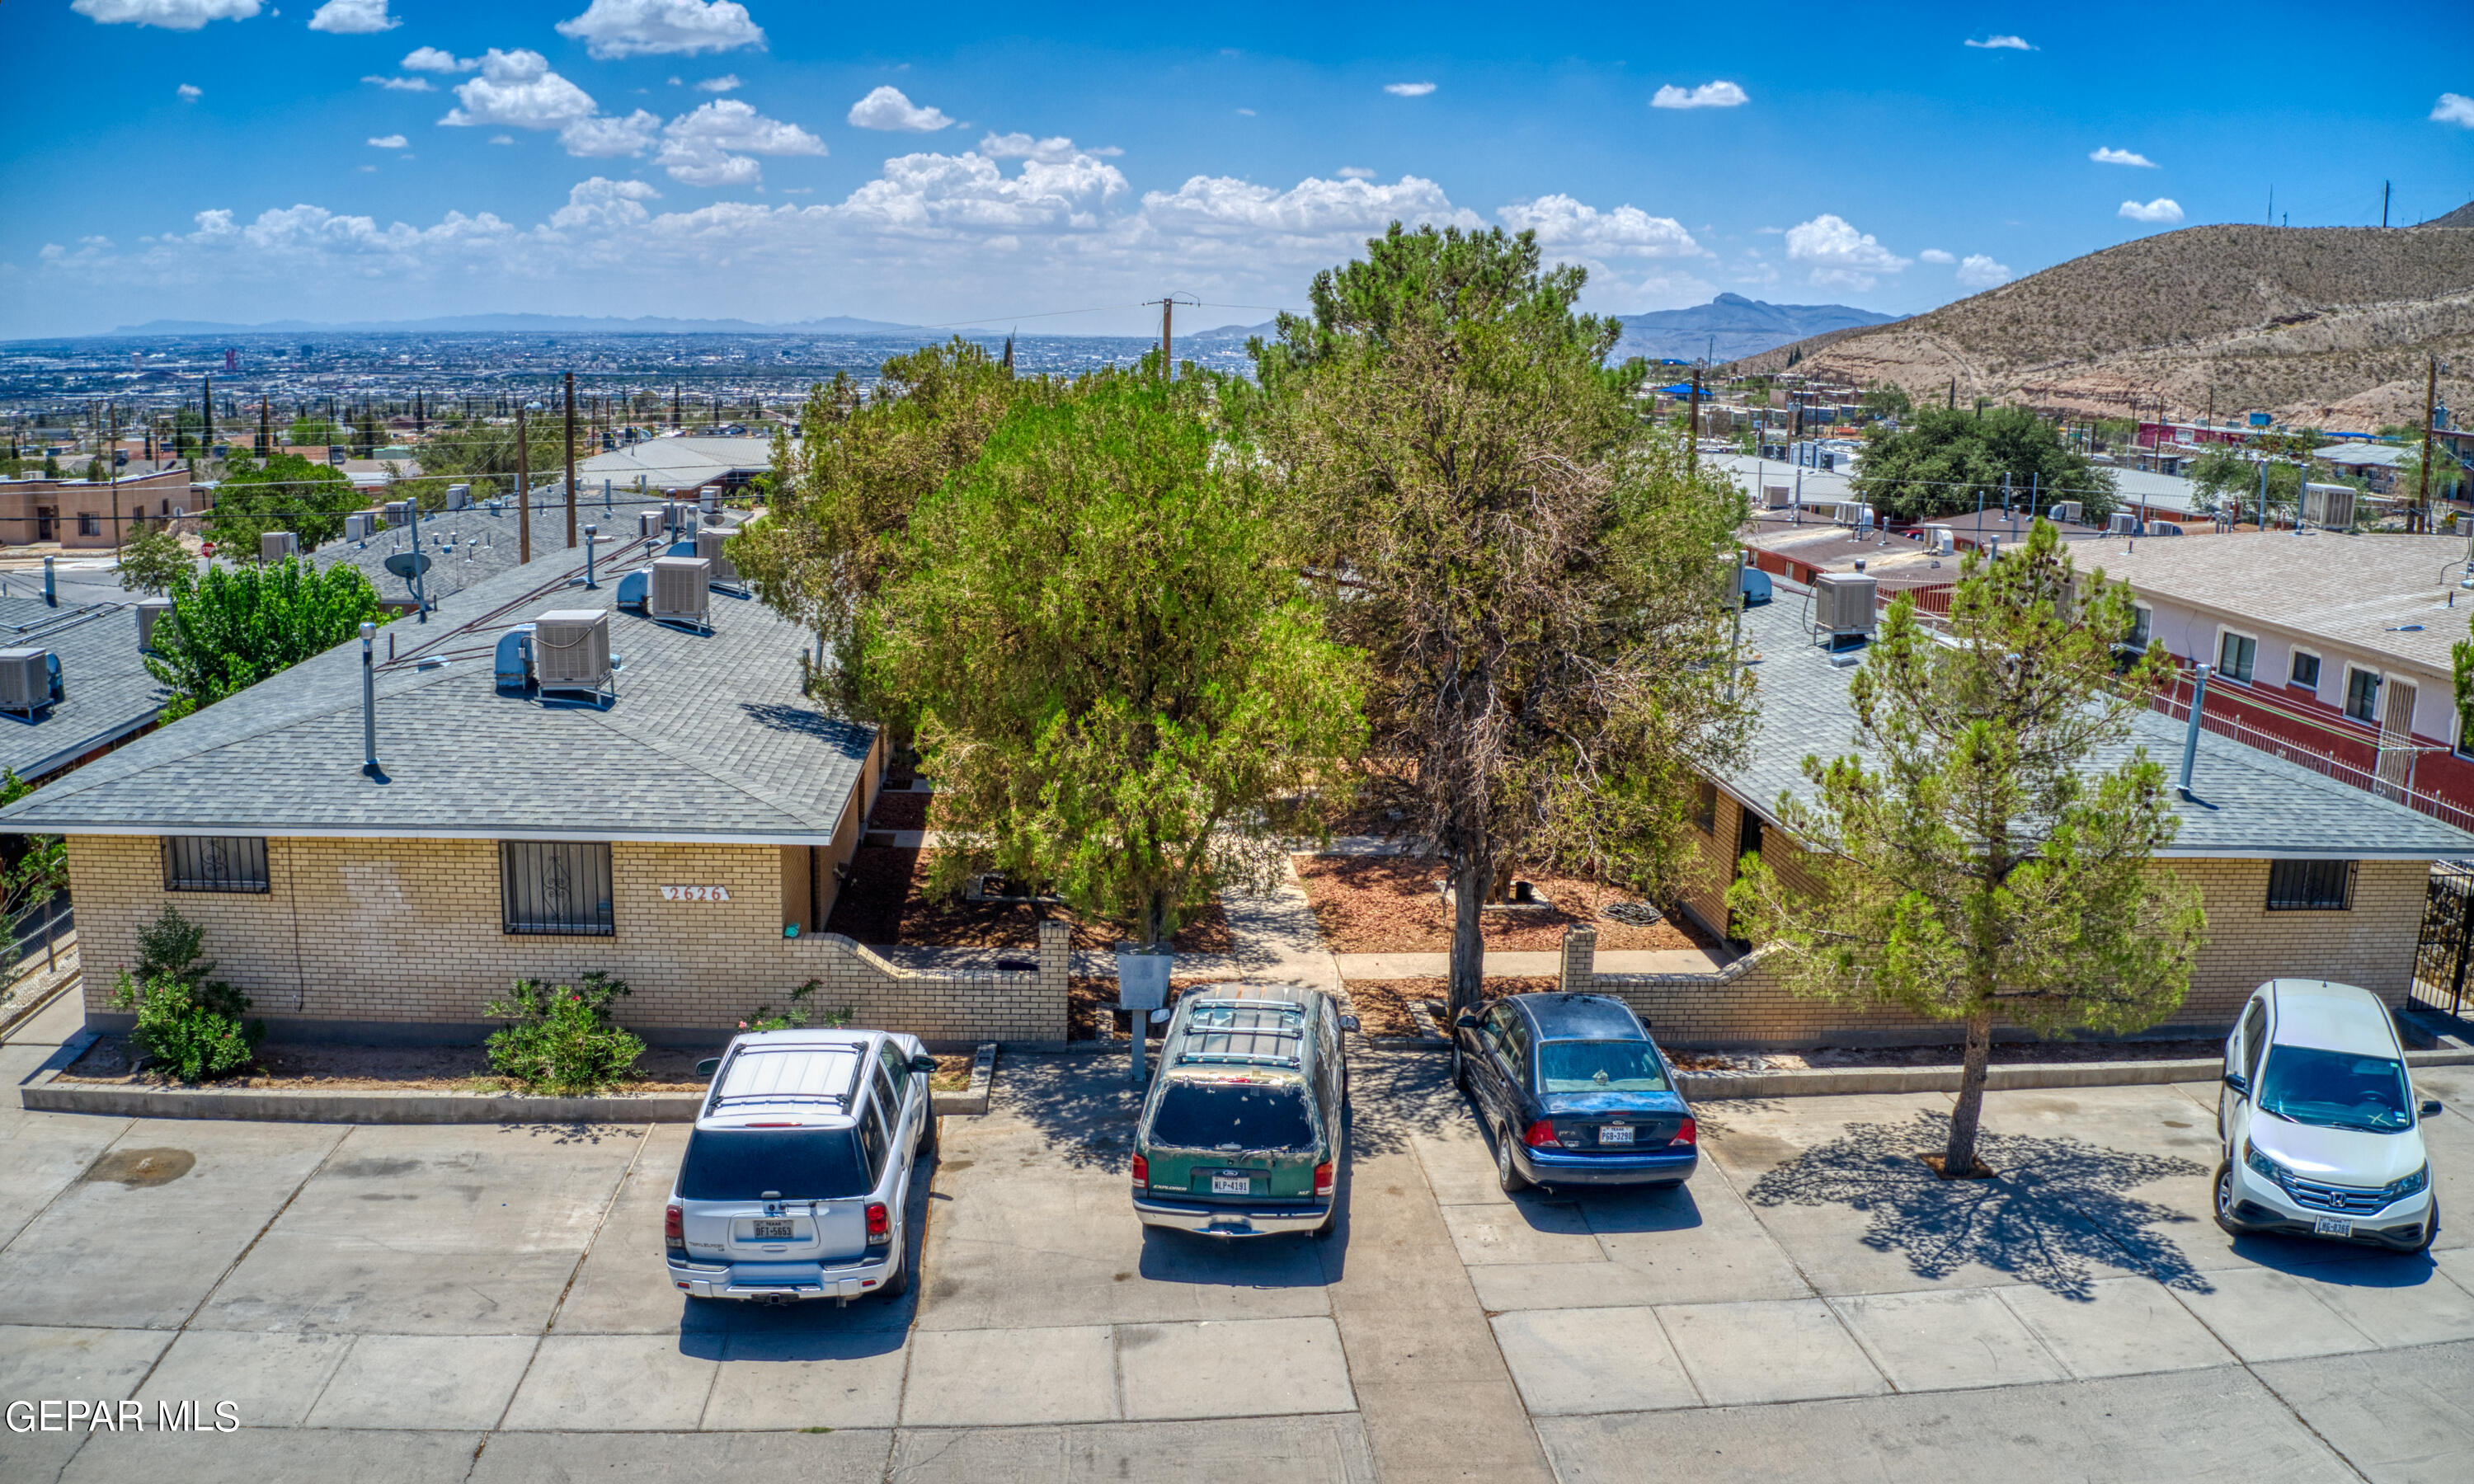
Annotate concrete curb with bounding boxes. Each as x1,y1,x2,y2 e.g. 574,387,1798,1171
1676,1046,2474,1102
932,1043,997,1116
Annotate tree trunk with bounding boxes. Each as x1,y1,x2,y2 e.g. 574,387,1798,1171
1940,1006,1997,1176
1447,852,1490,1022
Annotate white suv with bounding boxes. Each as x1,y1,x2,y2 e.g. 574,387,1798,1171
2215,979,2442,1253
666,1028,939,1303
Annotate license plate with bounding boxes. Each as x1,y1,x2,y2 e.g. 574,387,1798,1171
2312,1215,2352,1237
1211,1174,1252,1195
752,1219,793,1239
1599,1125,1634,1145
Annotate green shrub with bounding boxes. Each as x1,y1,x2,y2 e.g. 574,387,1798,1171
484,972,644,1095
741,979,851,1033
106,905,261,1082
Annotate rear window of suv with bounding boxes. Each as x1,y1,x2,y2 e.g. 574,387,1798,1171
678,1128,872,1200
1150,1079,1316,1151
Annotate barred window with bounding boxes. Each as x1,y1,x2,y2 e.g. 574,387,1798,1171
501,841,614,936
162,835,269,893
2266,859,2354,912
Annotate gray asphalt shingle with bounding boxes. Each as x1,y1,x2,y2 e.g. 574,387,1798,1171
0,592,167,784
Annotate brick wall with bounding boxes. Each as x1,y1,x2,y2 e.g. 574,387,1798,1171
69,833,1067,1045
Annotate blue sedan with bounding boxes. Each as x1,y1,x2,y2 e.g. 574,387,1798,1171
1451,993,1698,1192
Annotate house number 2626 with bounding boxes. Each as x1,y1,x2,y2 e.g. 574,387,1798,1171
661,885,731,902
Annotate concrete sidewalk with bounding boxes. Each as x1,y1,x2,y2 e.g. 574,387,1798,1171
1334,947,1731,979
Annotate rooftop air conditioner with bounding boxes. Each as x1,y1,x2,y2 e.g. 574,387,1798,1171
637,511,666,540
2049,501,2084,525
2106,512,2138,537
446,484,472,510
260,531,298,562
0,647,59,715
1924,525,1954,556
530,609,613,697
700,488,720,518
135,597,172,651
1762,482,1793,510
1812,571,1878,639
343,512,371,542
695,528,739,586
383,500,411,526
650,556,713,628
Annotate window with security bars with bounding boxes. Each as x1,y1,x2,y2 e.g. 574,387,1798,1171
501,841,614,936
161,836,269,893
2265,859,2355,912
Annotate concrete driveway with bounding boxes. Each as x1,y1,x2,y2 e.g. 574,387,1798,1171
5,977,2472,1482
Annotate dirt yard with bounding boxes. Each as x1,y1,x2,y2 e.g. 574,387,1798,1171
56,1037,983,1093
1294,855,1719,954
826,845,1231,952
1342,977,1560,1037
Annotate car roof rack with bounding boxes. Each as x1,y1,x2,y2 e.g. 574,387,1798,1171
1175,998,1306,1068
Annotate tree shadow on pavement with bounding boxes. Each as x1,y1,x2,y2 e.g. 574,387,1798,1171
1743,1110,2214,1299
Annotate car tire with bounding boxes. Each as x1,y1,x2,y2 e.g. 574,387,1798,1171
2406,1200,2440,1255
1451,1044,1469,1094
2211,1159,2246,1236
918,1109,939,1162
878,1242,912,1300
1496,1124,1531,1195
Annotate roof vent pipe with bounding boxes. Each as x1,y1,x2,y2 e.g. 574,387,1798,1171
360,621,379,778
2178,663,2210,800
584,524,599,589
42,555,54,608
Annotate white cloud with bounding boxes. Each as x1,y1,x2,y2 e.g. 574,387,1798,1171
489,134,515,145
849,86,956,133
307,0,396,33
360,164,378,172
1337,166,1375,179
558,110,661,157
2119,197,2185,223
1384,82,1436,97
363,75,434,92
695,74,741,93
177,82,204,101
550,176,662,231
367,134,408,149
1917,247,1955,264
71,0,258,28
1497,196,1702,260
555,0,764,59
658,99,825,185
2435,94,2474,128
979,132,1080,163
2090,146,2158,167
1649,81,1747,110
440,49,599,132
402,46,477,73
1235,107,1256,117
844,148,1131,233
1783,213,1909,289
1956,254,2011,288
1964,35,2034,49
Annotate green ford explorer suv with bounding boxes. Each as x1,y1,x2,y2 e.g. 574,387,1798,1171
1131,984,1355,1237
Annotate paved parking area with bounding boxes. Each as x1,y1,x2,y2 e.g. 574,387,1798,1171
5,975,2473,1482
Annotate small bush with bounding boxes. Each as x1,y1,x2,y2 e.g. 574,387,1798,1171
484,971,644,1095
741,979,852,1033
106,905,261,1082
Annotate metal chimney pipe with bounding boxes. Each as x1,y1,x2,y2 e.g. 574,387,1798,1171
360,621,379,777
42,555,54,608
584,524,599,588
2179,662,2211,798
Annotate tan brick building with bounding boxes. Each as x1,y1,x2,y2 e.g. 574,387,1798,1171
0,467,201,550
0,538,1067,1047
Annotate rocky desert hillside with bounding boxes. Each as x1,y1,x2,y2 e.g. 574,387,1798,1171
1730,223,2474,431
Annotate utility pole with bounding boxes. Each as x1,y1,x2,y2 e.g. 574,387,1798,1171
2420,356,2440,533
564,371,578,549
517,401,533,567
2382,181,2392,229
1686,363,1703,474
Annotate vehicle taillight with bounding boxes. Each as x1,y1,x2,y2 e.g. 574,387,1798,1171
663,1203,684,1252
1670,1116,1698,1148
1131,1153,1149,1189
865,1201,890,1245
1522,1120,1561,1148
1313,1161,1334,1198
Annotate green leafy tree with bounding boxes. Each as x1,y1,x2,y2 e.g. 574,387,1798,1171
1726,519,2207,1176
116,528,192,596
105,904,261,1082
145,557,389,721
40,454,60,480
1250,223,1752,1019
1860,383,1913,421
412,419,567,503
483,972,644,1095
206,453,365,554
1851,406,2118,524
734,342,1025,718
870,367,1366,950
288,413,344,447
2187,447,2255,511
0,768,65,942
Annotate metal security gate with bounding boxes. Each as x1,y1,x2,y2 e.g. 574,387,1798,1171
2414,862,2474,1017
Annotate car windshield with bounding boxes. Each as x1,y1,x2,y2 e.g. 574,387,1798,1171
2257,1045,2413,1134
1150,1080,1316,1152
678,1128,872,1200
1536,1040,1671,1094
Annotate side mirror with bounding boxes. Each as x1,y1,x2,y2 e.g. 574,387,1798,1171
2222,1072,2249,1097
2422,1099,2444,1116
910,1054,939,1075
694,1057,722,1078
1455,1012,1484,1031
1338,1015,1360,1033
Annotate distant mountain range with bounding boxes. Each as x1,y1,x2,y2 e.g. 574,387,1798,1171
1612,294,1903,363
103,312,921,336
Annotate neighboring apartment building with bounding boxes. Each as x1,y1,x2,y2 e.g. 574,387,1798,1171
1660,597,2474,1042
0,593,168,786
0,468,200,550
0,539,1063,1047
309,488,741,612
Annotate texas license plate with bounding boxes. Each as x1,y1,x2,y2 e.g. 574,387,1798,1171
1599,1125,1634,1145
2312,1216,2352,1237
1211,1174,1252,1195
752,1219,793,1239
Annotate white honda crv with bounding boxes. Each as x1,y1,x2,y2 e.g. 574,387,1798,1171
666,1028,939,1303
2216,979,2442,1253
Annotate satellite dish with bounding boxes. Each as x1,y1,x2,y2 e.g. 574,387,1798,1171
383,552,432,580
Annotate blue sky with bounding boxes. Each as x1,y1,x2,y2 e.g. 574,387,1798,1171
2,0,2469,338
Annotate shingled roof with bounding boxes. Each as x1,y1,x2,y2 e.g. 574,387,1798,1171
1722,596,2474,861
0,592,167,785
0,540,871,843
